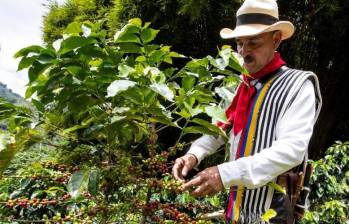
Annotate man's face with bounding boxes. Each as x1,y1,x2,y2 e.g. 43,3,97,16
235,31,282,74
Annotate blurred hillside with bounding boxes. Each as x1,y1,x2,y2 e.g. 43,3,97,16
0,82,26,105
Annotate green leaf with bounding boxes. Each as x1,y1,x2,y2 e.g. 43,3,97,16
150,116,178,128
67,170,90,199
185,58,209,70
182,76,196,91
163,56,173,64
79,45,106,58
66,66,82,76
82,124,104,138
205,105,228,124
128,18,142,27
261,209,277,222
182,126,217,136
135,55,146,62
14,45,44,58
107,80,136,97
219,47,231,66
25,86,36,99
229,51,249,74
46,187,65,195
30,190,45,199
58,36,96,54
31,99,45,113
148,108,177,127
183,102,202,117
169,51,186,58
149,50,166,65
37,53,55,64
191,118,224,136
207,55,224,70
17,56,37,71
209,195,220,207
214,87,236,104
110,115,127,123
140,28,159,44
65,21,82,35
114,24,141,43
62,125,85,135
150,83,174,101
28,63,46,83
118,64,136,77
267,182,286,195
112,107,130,114
115,33,140,44
0,133,16,177
178,192,196,204
28,62,49,83
88,169,99,196
219,47,248,74
118,43,142,54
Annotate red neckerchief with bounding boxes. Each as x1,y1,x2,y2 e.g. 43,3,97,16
218,52,285,135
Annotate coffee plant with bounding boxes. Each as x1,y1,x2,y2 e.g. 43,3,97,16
300,141,349,224
0,18,246,222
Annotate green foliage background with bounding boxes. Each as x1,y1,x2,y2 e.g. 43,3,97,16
42,0,349,158
0,18,244,223
301,141,349,223
0,0,348,222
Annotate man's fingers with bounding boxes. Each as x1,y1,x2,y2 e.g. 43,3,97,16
182,175,203,191
191,185,210,197
181,164,190,177
172,159,185,181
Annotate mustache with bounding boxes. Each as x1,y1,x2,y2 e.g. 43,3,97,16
243,55,254,63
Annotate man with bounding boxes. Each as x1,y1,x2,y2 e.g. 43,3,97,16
172,0,322,223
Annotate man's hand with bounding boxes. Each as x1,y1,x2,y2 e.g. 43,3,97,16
172,154,198,182
182,166,223,197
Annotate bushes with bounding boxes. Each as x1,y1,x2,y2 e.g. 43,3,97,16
0,19,244,222
301,141,349,223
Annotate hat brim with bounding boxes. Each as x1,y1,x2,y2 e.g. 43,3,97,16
220,21,294,40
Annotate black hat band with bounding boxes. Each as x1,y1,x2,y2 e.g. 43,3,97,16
236,13,279,26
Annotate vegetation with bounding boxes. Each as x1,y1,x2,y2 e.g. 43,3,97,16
0,19,245,223
0,0,348,221
43,0,239,58
42,0,349,158
301,141,349,224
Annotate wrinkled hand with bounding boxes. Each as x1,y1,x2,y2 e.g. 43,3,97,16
172,154,198,182
182,166,223,197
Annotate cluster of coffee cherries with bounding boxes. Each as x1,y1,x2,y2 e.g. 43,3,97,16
42,161,80,173
133,200,195,223
142,151,171,175
131,194,217,223
161,203,194,223
5,193,71,209
147,176,184,194
40,161,82,185
54,172,71,184
162,176,183,194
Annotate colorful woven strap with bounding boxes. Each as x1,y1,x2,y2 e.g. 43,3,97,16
225,76,276,223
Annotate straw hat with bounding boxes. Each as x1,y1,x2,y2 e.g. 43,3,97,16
220,0,294,40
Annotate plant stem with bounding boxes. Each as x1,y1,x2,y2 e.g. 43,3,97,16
155,117,184,133
173,119,189,148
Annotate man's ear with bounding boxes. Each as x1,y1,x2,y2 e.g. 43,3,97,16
273,31,282,50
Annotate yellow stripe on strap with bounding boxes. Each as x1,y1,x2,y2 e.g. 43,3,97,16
233,77,277,223
244,77,276,157
233,185,244,222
